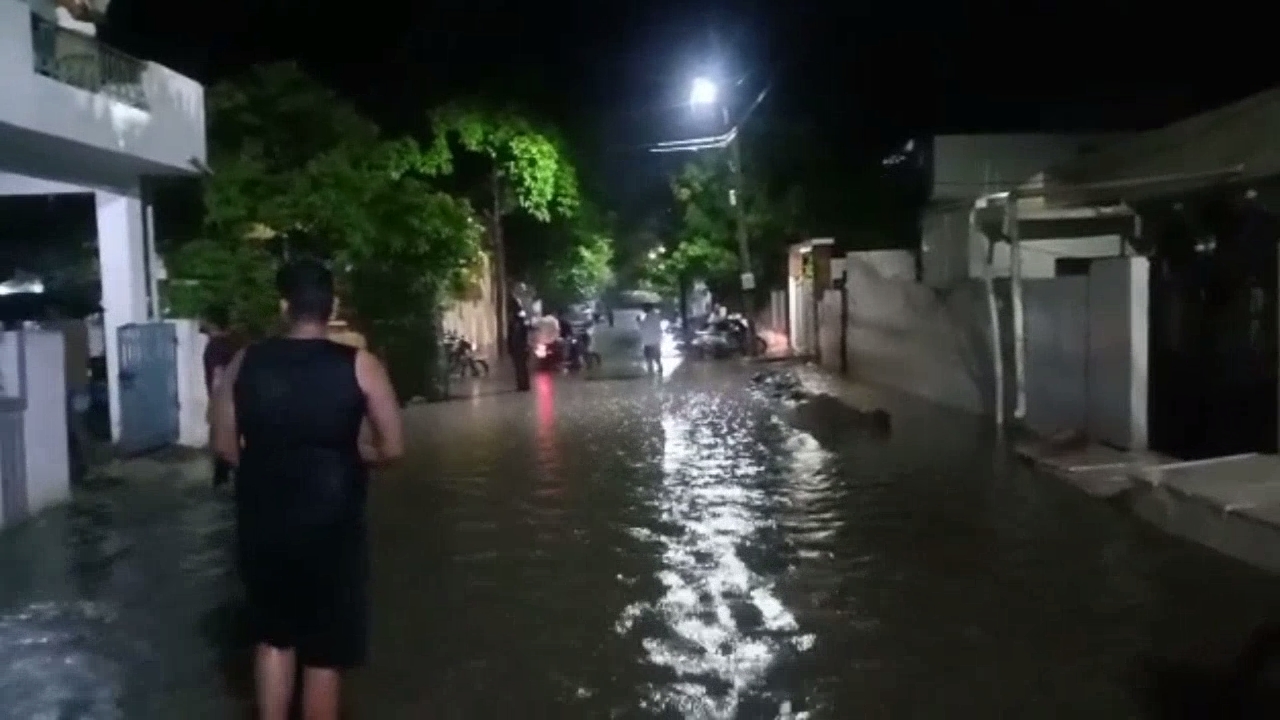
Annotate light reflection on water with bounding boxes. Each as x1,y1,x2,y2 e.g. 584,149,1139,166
6,365,1280,717
0,601,126,720
616,394,819,718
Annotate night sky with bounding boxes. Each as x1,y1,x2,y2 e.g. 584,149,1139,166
97,0,1280,219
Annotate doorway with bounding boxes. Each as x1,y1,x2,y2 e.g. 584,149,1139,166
1147,200,1279,459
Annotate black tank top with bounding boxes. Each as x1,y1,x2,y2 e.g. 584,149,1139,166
233,338,367,540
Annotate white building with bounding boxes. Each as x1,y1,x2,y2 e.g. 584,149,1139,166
0,0,207,526
908,133,1134,288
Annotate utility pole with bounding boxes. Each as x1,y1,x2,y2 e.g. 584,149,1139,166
726,130,755,349
722,106,756,353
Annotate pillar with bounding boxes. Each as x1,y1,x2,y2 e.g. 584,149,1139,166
810,243,833,365
95,189,149,443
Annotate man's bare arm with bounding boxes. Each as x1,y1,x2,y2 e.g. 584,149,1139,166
355,350,403,465
210,349,246,465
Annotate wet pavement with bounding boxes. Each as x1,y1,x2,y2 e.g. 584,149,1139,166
4,361,1280,718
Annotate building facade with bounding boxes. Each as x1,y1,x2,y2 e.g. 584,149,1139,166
0,0,206,526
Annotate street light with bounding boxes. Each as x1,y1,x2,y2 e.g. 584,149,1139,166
690,77,718,107
689,77,755,349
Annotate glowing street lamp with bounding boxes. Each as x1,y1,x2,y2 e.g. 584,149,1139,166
657,73,761,351
690,77,718,107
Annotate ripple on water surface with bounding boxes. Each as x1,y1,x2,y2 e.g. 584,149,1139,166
0,601,131,720
612,389,825,718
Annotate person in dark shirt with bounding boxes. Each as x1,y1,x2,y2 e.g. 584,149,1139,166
210,259,403,720
202,306,239,487
508,299,531,392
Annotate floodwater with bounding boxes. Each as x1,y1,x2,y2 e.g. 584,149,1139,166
3,361,1280,718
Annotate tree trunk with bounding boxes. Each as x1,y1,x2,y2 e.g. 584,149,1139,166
491,171,508,356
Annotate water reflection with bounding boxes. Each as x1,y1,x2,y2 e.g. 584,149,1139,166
618,392,814,717
5,365,1280,717
0,601,126,720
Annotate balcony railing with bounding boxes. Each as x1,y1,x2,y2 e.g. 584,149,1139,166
29,12,149,110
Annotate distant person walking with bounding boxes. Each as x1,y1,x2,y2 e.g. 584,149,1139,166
209,259,403,720
638,303,664,375
202,305,239,488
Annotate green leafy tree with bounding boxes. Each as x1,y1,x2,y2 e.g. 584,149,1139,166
651,136,815,313
426,103,580,343
166,62,480,341
516,202,615,310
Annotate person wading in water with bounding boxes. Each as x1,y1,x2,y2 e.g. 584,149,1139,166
202,305,240,487
210,259,404,720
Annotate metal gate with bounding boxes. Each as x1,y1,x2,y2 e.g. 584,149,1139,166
117,322,178,455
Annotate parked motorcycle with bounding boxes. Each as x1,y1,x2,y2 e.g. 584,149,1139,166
683,314,766,360
564,327,602,371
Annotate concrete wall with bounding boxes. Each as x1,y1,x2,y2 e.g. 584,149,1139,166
921,201,1127,289
441,254,497,359
1023,277,1089,435
0,329,69,526
20,330,68,514
983,235,1124,280
833,250,1148,447
841,250,1010,415
930,133,1121,203
0,0,206,179
173,319,207,448
921,206,972,288
94,187,150,442
1086,257,1150,450
817,289,842,372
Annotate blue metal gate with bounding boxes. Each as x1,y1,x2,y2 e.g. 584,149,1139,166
117,322,179,455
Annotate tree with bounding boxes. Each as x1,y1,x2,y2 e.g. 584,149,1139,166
165,62,481,341
654,117,922,317
515,202,615,310
425,103,580,346
645,154,794,304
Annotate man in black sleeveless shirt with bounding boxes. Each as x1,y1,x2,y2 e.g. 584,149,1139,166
210,259,403,720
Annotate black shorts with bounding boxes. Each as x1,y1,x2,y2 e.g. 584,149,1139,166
237,526,368,669
643,344,661,361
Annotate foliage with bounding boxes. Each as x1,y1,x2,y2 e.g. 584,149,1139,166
644,137,814,300
424,102,596,338
517,203,615,309
426,104,580,222
341,182,485,322
165,238,278,334
164,62,483,336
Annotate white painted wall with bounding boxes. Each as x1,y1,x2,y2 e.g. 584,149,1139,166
979,235,1125,279
173,319,208,447
0,0,206,176
0,330,69,522
839,248,1150,446
922,201,1128,288
95,187,149,442
842,250,1004,414
19,329,68,514
921,206,973,288
1087,257,1150,450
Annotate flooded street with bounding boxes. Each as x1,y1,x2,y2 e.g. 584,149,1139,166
4,361,1280,718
